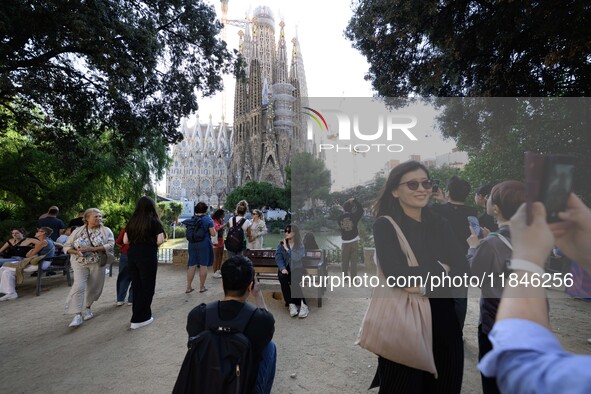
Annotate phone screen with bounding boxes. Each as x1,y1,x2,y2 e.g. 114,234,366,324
467,216,481,237
540,160,575,222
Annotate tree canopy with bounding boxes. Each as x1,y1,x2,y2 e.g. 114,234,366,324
346,2,591,200
224,181,289,212
290,152,332,210
0,0,238,218
346,0,591,97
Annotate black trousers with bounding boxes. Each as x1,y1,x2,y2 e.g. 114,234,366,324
278,266,306,306
128,246,158,323
478,324,501,394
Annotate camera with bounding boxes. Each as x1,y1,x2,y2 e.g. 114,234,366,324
431,179,440,193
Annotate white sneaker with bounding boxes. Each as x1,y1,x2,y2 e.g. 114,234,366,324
289,303,298,317
298,304,309,318
130,316,154,330
69,314,83,327
0,293,18,301
116,301,124,306
213,270,222,278
126,302,133,306
83,309,93,321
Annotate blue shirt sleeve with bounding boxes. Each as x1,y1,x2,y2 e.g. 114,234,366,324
479,319,591,394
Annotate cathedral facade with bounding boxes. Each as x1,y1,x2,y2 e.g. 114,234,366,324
166,5,308,207
165,115,232,207
229,6,308,189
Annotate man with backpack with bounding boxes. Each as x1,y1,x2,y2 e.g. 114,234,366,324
174,255,276,394
225,200,252,256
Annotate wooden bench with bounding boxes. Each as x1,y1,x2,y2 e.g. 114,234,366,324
244,249,328,307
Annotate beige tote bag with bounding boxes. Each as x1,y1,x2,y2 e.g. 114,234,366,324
356,216,437,376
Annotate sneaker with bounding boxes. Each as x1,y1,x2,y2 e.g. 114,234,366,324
130,317,154,330
116,301,124,306
213,270,222,279
127,301,133,306
0,293,18,301
83,309,93,321
298,304,309,318
69,314,83,327
289,303,298,317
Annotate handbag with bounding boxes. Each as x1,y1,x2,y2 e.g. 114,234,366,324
355,216,437,376
211,234,219,246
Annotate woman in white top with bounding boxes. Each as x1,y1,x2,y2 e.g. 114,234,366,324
246,209,267,250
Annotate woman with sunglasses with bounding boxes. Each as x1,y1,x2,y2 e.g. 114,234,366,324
0,228,36,267
246,209,267,250
275,224,308,318
370,161,468,393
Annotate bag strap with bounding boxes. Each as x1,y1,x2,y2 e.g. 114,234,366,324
204,301,256,332
85,226,97,248
381,216,420,267
491,232,513,251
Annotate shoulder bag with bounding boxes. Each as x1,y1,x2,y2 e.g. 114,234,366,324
86,226,116,267
355,216,437,376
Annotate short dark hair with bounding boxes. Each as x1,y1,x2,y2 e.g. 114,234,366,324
476,184,494,197
447,176,471,202
343,200,353,213
194,202,208,214
221,255,255,297
490,180,525,220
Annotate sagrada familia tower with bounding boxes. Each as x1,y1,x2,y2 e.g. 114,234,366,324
229,5,308,189
166,3,308,207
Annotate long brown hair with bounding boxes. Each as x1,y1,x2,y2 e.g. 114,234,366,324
126,196,164,243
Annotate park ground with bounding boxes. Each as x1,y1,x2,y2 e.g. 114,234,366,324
2,262,591,393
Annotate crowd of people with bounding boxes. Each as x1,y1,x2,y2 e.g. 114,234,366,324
2,158,591,393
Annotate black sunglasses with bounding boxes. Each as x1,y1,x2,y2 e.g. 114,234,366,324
399,180,433,191
284,228,291,233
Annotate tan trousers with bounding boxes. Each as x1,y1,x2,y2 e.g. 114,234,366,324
65,260,105,314
341,240,359,277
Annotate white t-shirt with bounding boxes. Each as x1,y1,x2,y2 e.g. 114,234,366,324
230,215,251,232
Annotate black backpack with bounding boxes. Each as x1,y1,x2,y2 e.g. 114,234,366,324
172,302,257,394
184,216,207,243
224,217,247,253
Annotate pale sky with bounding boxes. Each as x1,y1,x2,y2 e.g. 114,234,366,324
160,0,457,192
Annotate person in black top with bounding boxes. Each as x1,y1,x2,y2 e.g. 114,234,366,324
474,184,499,232
370,161,467,394
338,198,363,277
68,210,86,227
124,196,165,329
38,206,65,241
186,255,276,394
431,176,478,330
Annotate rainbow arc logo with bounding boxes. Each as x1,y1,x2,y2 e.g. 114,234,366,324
302,107,329,132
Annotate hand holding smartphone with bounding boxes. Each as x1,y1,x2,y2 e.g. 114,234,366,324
467,216,481,238
525,152,575,225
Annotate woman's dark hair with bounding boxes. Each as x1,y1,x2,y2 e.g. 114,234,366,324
476,183,494,197
221,255,255,297
194,202,208,214
303,232,319,250
211,209,225,221
285,224,303,248
11,228,27,237
236,200,248,215
126,196,164,244
372,161,431,221
490,180,525,220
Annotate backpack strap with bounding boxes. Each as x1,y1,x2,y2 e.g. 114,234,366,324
490,232,513,251
204,301,257,333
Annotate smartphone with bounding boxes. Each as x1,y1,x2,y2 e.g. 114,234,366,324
467,216,481,238
525,152,575,224
431,179,440,193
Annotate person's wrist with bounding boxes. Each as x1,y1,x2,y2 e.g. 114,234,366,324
512,252,546,267
508,258,546,274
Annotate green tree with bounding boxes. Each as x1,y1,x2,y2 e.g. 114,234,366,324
225,182,289,212
346,1,591,97
0,1,239,216
291,152,331,210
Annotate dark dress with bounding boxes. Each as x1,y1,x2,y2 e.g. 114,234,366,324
370,209,468,394
127,218,164,323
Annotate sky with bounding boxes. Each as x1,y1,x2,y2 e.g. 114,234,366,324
160,0,457,192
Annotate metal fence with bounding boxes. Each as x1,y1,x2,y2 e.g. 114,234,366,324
158,248,173,263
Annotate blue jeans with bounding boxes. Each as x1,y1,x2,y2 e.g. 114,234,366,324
0,257,23,267
116,254,133,302
255,341,276,394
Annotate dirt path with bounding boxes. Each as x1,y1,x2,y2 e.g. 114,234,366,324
2,264,590,393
